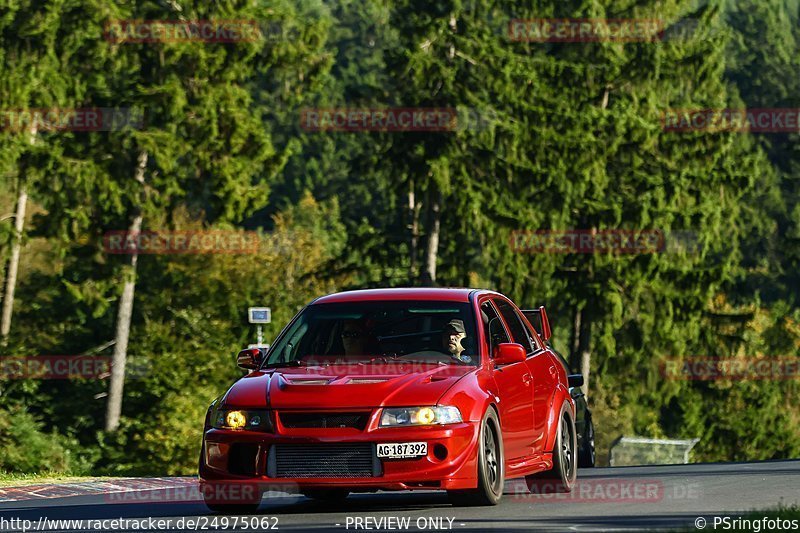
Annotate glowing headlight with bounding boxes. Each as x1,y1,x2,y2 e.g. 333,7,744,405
380,406,462,427
226,411,246,429
212,409,272,431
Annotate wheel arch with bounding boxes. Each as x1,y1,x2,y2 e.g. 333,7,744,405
543,386,575,454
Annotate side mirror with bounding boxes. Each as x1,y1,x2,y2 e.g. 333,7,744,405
568,374,584,388
538,306,551,342
237,348,263,370
493,343,526,365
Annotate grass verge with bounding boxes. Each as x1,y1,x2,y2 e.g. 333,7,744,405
0,472,119,488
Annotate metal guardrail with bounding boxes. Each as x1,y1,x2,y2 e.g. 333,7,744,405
609,436,700,466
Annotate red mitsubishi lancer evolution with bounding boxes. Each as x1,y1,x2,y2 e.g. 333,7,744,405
199,288,578,512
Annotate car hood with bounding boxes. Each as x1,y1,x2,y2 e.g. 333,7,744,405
222,363,473,409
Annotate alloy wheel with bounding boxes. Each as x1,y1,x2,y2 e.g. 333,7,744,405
561,415,574,477
484,423,500,491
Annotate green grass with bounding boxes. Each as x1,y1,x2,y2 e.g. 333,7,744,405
0,471,120,488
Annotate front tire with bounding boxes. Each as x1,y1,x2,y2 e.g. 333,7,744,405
525,402,577,493
448,408,504,506
200,479,262,515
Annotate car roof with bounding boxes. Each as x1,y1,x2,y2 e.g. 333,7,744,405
312,287,499,304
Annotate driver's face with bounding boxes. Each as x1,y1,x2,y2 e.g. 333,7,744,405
442,330,466,355
342,325,367,354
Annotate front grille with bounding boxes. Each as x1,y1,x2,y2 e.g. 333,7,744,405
279,412,369,430
269,443,381,478
228,443,260,476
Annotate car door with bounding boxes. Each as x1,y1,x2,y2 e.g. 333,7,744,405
515,306,558,455
494,298,555,456
481,298,535,460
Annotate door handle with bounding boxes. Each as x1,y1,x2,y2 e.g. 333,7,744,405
522,373,532,386
549,366,557,377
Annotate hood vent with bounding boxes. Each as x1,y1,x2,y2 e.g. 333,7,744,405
287,378,331,385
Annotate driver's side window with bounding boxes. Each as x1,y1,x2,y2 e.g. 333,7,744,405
480,301,509,357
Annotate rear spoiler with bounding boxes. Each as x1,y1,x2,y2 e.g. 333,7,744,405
520,306,551,342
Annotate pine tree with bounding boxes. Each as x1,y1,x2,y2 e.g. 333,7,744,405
726,0,800,306
377,0,780,460
27,0,332,431
269,0,412,286
0,0,72,342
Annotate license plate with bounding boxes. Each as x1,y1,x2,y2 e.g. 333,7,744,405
377,442,427,459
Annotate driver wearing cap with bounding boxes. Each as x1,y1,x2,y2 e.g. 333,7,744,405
442,319,471,364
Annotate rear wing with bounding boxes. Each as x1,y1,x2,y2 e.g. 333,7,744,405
522,308,586,386
520,306,551,342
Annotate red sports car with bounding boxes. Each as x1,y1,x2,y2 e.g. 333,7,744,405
199,288,578,512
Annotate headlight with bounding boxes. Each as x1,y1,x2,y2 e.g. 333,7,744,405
212,409,272,431
379,406,462,427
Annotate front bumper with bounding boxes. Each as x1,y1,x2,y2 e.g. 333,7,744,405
199,414,479,493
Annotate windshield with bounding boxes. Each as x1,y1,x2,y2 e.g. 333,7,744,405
265,301,479,367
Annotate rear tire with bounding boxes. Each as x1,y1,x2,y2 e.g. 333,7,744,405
525,402,577,493
301,489,350,501
448,408,504,506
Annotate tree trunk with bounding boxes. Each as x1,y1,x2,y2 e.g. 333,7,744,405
570,306,582,372
571,305,592,398
573,228,597,398
105,150,147,432
0,259,5,314
1,126,36,340
0,185,28,339
421,190,441,286
569,300,592,397
408,179,419,281
579,342,591,398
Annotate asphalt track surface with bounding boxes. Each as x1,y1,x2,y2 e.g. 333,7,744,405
1,460,799,532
